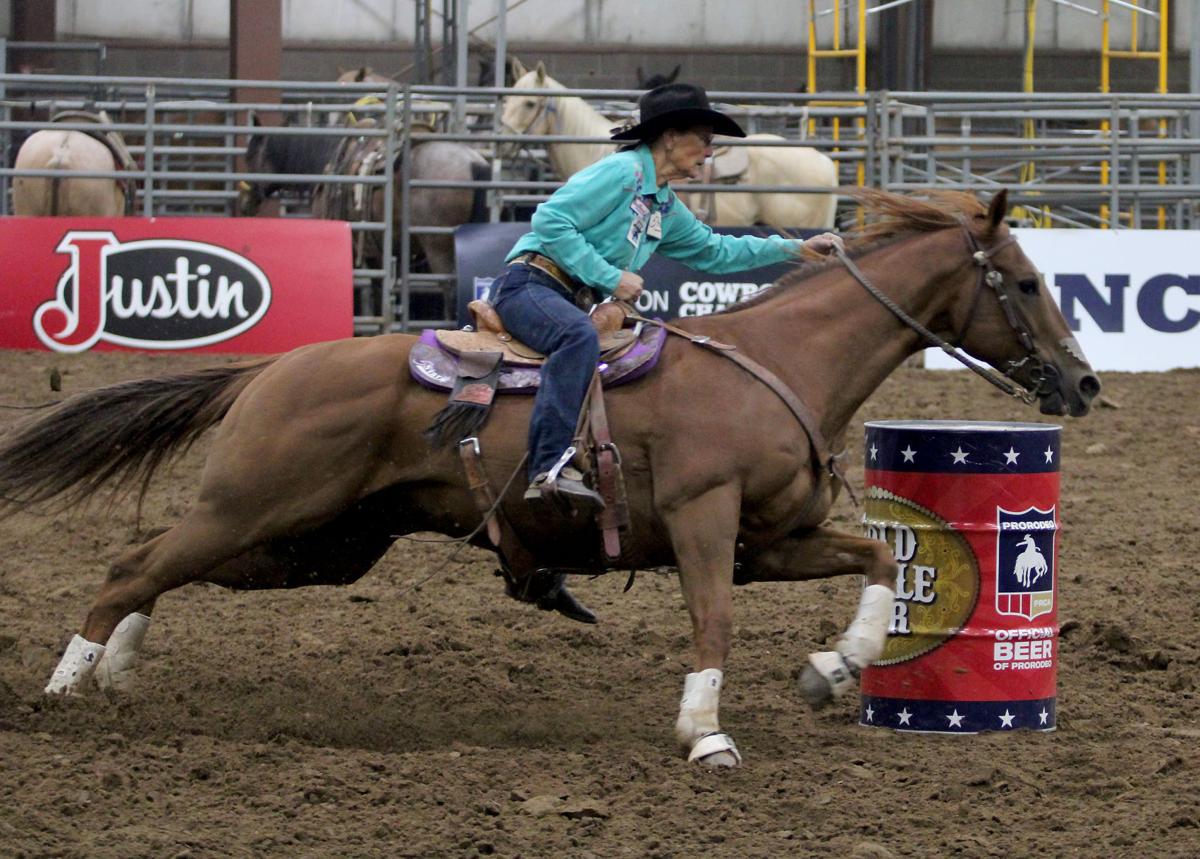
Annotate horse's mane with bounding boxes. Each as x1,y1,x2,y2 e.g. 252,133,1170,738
716,189,988,314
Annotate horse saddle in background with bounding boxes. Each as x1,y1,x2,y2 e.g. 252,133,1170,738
709,141,750,182
681,139,750,224
319,119,389,221
50,109,138,212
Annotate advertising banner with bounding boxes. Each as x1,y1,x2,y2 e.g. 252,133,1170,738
927,228,1200,372
453,222,821,325
0,217,353,354
458,223,1199,372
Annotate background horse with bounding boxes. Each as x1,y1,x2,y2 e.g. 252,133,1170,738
237,112,341,217
309,121,489,278
0,189,1098,767
501,60,838,229
12,111,133,216
636,63,681,89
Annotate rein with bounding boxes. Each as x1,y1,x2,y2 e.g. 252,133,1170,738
627,312,853,503
832,228,1041,405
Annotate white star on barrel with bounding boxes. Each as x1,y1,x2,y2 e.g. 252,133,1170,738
897,708,913,726
1004,447,1019,465
946,709,965,728
999,710,1016,728
1044,446,1054,463
901,445,916,462
951,446,969,465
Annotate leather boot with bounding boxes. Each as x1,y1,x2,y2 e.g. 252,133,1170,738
534,572,598,624
501,568,597,624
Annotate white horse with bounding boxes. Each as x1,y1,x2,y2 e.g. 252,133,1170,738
500,61,838,229
13,112,132,216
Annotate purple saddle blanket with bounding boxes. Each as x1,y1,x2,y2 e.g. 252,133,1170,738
409,323,667,394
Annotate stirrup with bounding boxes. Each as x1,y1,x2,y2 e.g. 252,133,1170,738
524,448,605,515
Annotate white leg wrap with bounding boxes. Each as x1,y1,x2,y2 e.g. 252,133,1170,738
95,612,151,693
836,583,895,671
44,634,106,696
674,668,723,748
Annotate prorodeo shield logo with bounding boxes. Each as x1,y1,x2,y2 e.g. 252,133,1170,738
995,505,1056,621
863,487,980,665
33,231,271,353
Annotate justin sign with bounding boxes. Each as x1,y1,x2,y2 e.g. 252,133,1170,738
1,218,352,354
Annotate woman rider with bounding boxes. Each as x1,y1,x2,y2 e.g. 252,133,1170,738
491,82,843,620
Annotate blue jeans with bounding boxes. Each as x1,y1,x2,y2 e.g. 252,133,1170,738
492,264,600,480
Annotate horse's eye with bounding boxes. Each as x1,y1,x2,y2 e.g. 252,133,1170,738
1018,277,1039,295
524,99,537,108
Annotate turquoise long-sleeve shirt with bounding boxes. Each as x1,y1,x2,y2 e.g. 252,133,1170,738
506,144,804,295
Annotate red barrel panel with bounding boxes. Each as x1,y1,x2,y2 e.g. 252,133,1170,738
860,420,1061,733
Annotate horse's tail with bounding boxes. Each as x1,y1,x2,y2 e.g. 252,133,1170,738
468,157,490,224
46,142,69,216
0,358,277,518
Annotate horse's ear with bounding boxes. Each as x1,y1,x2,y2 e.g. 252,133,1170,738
356,66,370,82
511,56,527,79
987,189,1008,230
667,64,681,84
535,60,547,82
249,110,260,127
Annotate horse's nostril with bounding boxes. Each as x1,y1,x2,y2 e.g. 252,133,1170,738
1079,375,1101,399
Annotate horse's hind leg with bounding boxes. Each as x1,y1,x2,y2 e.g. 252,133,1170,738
736,525,897,708
53,509,399,695
45,508,258,695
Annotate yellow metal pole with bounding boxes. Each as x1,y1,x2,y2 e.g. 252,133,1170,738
1018,0,1045,225
1100,0,1112,226
1157,0,1169,229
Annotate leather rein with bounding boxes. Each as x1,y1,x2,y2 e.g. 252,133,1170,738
625,224,1056,506
833,225,1055,405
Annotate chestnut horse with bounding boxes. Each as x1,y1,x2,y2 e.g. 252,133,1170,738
12,111,133,216
0,190,1099,767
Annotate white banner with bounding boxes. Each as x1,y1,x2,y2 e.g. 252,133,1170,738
927,229,1200,372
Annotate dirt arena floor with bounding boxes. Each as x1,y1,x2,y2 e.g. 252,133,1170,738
0,347,1197,859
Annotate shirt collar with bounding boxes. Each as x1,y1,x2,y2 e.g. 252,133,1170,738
636,144,671,202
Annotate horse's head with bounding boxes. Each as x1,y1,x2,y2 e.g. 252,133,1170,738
636,63,682,90
500,60,560,138
943,189,1100,417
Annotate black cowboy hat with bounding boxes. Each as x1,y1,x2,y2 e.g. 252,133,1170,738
611,82,746,141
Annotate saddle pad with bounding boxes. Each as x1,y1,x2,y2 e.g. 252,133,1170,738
710,143,750,181
411,323,667,394
434,327,638,367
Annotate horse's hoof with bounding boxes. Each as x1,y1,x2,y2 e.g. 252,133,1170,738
798,663,834,710
686,732,742,768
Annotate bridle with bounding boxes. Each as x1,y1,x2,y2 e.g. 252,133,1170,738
833,224,1057,405
499,90,559,159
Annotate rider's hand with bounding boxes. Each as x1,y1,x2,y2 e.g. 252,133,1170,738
804,232,845,256
613,271,644,302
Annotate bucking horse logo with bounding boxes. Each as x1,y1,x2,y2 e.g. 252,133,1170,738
996,505,1056,621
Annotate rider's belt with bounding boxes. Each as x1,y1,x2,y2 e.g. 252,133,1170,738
510,252,598,310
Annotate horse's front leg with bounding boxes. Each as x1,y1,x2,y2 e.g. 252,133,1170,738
663,485,743,768
738,525,896,709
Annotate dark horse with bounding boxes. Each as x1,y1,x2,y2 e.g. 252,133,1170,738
240,110,489,317
0,190,1099,766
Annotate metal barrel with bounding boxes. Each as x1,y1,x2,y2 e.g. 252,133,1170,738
859,420,1061,734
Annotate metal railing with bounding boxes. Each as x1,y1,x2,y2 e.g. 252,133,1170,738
5,72,1200,333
